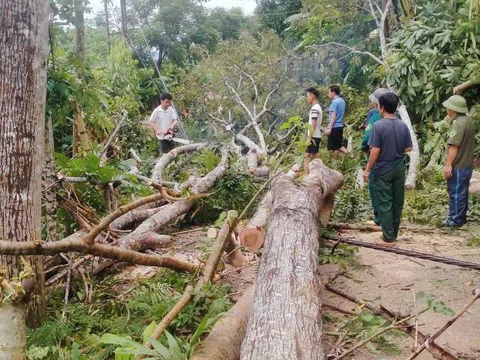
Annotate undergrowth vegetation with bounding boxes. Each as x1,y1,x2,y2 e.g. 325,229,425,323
26,270,232,360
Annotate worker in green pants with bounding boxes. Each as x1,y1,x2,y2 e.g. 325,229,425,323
361,88,388,225
363,92,413,245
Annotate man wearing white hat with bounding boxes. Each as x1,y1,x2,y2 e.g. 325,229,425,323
443,95,476,227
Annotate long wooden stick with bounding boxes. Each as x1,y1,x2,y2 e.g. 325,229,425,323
139,210,239,358
406,289,480,360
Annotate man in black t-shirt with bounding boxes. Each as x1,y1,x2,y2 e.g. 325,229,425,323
363,92,413,245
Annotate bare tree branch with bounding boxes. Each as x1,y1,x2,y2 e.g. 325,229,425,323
0,236,198,273
366,0,380,26
309,42,384,65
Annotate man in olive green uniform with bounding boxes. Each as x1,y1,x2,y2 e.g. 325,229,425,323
361,88,389,225
442,95,476,227
363,92,413,244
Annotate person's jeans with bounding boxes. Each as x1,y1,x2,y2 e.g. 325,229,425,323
447,168,473,226
373,161,406,242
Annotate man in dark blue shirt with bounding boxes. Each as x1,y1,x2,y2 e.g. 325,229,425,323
363,92,413,245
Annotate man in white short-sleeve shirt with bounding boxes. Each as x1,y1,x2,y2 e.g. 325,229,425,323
148,92,179,153
304,87,323,174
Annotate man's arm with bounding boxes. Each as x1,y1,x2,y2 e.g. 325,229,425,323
404,147,413,153
325,112,336,135
169,118,179,131
363,147,380,183
444,145,459,179
308,118,317,140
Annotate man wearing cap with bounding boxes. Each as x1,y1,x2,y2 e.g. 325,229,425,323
361,88,389,225
442,95,476,227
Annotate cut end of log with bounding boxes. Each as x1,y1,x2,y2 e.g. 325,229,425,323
239,227,265,252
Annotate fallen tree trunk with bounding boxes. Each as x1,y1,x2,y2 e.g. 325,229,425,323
240,160,343,360
120,149,229,246
191,285,255,360
110,205,166,230
151,143,207,182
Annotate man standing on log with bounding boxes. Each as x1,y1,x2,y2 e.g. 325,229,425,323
304,87,323,174
442,95,476,227
363,92,412,245
324,85,348,160
148,93,179,154
361,88,388,225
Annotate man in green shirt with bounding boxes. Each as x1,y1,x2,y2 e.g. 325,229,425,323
361,88,388,225
443,95,476,227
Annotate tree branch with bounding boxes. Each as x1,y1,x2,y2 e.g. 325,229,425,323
309,42,384,65
0,237,198,273
99,110,128,162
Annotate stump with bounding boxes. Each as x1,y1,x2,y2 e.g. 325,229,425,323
240,160,343,360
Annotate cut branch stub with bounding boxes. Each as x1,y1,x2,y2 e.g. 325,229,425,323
240,160,343,360
238,191,272,252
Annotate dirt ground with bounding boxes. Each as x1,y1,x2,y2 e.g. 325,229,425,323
121,225,480,360
324,227,480,360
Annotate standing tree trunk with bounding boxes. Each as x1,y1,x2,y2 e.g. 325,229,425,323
104,0,111,53
120,0,128,41
74,0,84,61
0,0,49,329
42,116,58,242
240,160,343,360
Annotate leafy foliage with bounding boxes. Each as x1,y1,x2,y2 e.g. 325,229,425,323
27,271,232,359
387,0,480,122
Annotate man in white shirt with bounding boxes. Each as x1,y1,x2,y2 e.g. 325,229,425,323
148,93,179,153
304,87,323,174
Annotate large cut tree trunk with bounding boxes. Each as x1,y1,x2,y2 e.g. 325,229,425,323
240,160,343,360
0,0,49,329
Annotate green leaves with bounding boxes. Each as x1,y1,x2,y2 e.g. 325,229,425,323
416,292,455,317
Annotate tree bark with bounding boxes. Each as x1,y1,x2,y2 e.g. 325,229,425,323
104,0,111,52
191,285,255,360
42,116,58,241
397,104,420,189
123,150,229,244
74,0,85,61
0,304,26,360
120,0,128,41
0,0,49,328
110,203,167,230
240,160,343,360
151,143,207,182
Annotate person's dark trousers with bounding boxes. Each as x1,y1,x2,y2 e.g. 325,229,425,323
447,168,473,226
368,172,380,225
160,140,175,154
373,161,406,242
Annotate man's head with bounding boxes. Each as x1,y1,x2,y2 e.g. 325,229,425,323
378,92,399,117
160,93,173,109
369,88,388,108
306,87,320,105
442,95,469,120
328,85,340,100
